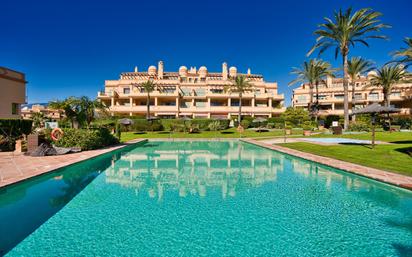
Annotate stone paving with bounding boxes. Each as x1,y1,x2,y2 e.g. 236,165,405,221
0,139,146,188
242,138,412,191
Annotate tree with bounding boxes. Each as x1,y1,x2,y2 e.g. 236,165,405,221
347,57,374,115
49,97,83,129
368,64,411,107
393,37,412,67
79,96,107,128
49,96,106,129
225,75,253,124
289,59,335,120
141,80,156,119
32,112,46,129
308,7,389,130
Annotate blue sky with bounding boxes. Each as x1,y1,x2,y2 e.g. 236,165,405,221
2,0,411,106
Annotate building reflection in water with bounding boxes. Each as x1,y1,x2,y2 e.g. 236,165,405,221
105,141,283,201
104,141,404,203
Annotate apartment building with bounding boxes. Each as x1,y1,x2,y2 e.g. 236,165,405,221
98,61,285,118
21,104,64,121
0,67,26,118
292,71,412,116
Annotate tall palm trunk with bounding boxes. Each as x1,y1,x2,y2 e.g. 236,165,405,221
351,80,356,122
314,81,319,122
308,84,314,117
146,93,150,119
342,51,350,130
238,93,242,124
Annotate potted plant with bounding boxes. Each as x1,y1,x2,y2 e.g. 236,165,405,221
302,121,313,136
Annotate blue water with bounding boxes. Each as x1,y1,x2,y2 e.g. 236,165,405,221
1,140,412,256
303,138,373,144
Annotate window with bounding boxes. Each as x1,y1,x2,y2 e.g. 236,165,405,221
335,94,344,100
297,95,307,103
123,88,130,94
391,92,401,98
195,100,207,107
368,93,379,100
318,95,327,100
210,89,223,94
354,93,363,100
12,103,19,115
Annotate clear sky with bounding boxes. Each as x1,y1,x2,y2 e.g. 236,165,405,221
2,0,411,105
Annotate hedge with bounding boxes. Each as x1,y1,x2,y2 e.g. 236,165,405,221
46,128,119,150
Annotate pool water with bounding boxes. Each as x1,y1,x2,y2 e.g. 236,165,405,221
302,138,373,144
1,141,411,256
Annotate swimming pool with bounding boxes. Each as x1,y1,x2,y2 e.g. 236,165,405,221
1,140,411,256
302,138,373,144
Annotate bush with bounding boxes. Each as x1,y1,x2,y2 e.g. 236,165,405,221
120,119,163,132
268,117,285,129
348,121,370,132
0,119,33,151
281,107,310,128
46,128,119,150
323,115,342,128
240,119,251,129
392,116,412,129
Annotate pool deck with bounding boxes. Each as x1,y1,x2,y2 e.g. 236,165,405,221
242,138,412,191
0,139,147,188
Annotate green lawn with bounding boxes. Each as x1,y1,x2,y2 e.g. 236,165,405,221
281,132,412,176
120,128,303,142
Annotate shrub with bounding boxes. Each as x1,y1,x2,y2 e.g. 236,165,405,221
208,121,223,131
348,121,370,132
268,116,285,129
46,128,119,150
281,107,310,128
120,119,163,132
323,115,342,128
240,119,251,129
392,116,412,129
0,119,33,151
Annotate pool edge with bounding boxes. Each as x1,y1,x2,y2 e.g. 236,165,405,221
0,139,148,189
241,138,412,191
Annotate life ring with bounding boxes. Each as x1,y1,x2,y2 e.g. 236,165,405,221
51,128,64,141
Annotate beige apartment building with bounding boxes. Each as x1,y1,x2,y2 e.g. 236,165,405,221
98,61,285,118
0,67,26,118
21,104,64,121
292,71,412,116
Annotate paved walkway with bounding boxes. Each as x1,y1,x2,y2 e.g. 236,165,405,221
242,138,412,191
0,139,146,188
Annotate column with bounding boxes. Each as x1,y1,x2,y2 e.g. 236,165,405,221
269,98,272,108
111,97,114,107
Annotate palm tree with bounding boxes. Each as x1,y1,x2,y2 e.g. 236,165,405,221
78,96,107,128
368,64,411,107
289,59,335,120
49,97,83,128
393,37,412,67
49,96,106,129
141,80,156,119
225,75,253,124
347,57,374,116
308,7,389,130
32,112,46,129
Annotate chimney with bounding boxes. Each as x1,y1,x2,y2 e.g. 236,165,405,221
158,61,164,79
326,75,332,87
222,62,228,80
134,66,138,72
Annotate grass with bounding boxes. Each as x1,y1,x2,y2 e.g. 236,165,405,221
120,128,303,142
281,132,412,176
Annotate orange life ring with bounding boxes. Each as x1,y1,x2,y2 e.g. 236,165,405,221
51,128,64,141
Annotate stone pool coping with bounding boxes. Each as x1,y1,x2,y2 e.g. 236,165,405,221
0,139,147,188
241,138,412,191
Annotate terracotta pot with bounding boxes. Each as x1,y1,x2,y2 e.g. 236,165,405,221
303,130,311,136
